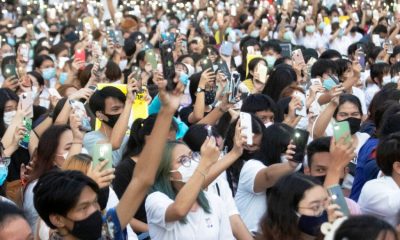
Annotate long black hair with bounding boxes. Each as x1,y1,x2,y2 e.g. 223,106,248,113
224,113,265,195
262,64,297,102
0,88,19,137
259,173,321,240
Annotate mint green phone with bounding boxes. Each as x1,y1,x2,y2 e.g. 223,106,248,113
92,143,112,170
333,121,351,144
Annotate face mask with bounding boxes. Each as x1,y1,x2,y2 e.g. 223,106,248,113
382,75,392,85
62,151,69,160
305,25,316,33
42,67,56,80
322,77,337,91
298,210,328,236
265,55,276,68
338,29,345,37
212,22,219,31
3,111,16,126
264,122,273,128
69,210,103,240
65,31,79,42
171,160,199,182
29,49,34,59
314,175,344,186
392,76,400,83
7,37,16,46
284,31,293,41
338,117,361,135
318,22,325,30
118,59,128,71
250,29,260,38
103,113,121,128
0,164,8,186
195,66,202,73
332,17,339,23
183,63,195,77
59,72,68,85
139,26,147,34
205,90,216,105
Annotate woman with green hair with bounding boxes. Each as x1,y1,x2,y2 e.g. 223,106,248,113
145,137,235,239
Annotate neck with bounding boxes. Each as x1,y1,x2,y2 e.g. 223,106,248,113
300,232,316,240
56,229,77,240
100,124,112,139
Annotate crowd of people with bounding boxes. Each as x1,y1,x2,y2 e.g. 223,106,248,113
1,0,400,239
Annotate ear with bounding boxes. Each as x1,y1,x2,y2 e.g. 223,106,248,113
96,111,106,121
392,162,400,175
49,214,66,229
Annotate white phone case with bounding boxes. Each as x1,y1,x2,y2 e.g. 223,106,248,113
240,112,253,145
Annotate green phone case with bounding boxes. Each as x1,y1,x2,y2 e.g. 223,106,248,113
92,143,113,170
333,121,351,144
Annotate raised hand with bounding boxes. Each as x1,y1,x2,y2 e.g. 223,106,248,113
199,136,220,169
87,160,115,189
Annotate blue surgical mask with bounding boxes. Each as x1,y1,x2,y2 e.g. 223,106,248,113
284,31,293,41
0,164,8,186
305,25,316,33
212,22,219,31
318,22,325,30
42,67,56,80
7,37,16,46
59,72,68,85
265,55,276,68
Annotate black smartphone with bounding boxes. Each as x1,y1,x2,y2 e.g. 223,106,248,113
2,63,17,79
200,57,213,71
160,42,176,91
292,128,310,163
216,60,231,80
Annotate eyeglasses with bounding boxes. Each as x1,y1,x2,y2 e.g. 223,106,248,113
298,198,329,216
176,152,200,167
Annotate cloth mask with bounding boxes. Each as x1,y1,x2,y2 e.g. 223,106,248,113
103,113,121,128
119,59,128,71
305,25,316,33
298,210,328,236
382,75,393,85
69,210,103,240
265,55,276,68
284,31,293,41
338,117,361,135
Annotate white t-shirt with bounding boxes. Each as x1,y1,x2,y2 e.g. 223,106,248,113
329,35,353,56
352,87,367,115
145,191,234,240
297,33,323,50
208,176,239,217
365,84,380,109
234,160,266,234
348,32,363,43
23,180,38,231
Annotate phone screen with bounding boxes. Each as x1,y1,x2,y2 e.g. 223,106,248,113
333,121,352,144
327,184,350,216
92,143,113,170
145,49,157,71
200,58,213,71
160,42,176,91
292,129,309,163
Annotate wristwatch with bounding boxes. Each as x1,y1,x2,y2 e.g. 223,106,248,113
196,87,205,93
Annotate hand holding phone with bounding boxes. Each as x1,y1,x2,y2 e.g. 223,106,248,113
292,129,309,163
92,142,113,170
333,121,352,144
69,100,92,132
292,49,305,65
327,184,350,216
19,92,34,119
160,42,176,91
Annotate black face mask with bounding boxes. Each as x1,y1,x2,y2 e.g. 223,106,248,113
69,210,103,240
49,31,58,37
298,210,328,236
204,90,216,105
338,117,361,135
314,175,344,186
103,113,121,128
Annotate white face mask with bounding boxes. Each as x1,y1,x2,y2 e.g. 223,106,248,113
392,76,400,83
264,122,273,129
3,111,16,126
195,66,202,73
119,59,128,71
171,160,199,183
295,116,309,130
139,26,147,34
382,75,392,85
62,151,69,160
183,63,195,77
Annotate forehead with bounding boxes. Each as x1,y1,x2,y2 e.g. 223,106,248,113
301,186,327,203
105,97,123,107
310,152,331,168
171,144,191,161
338,102,359,113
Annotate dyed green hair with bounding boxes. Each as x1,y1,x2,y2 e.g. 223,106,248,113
150,141,211,223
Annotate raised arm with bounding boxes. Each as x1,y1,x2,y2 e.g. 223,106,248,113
313,94,339,139
165,137,219,222
188,69,214,124
116,72,185,229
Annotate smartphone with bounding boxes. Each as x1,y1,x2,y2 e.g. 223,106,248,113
74,49,86,63
385,40,394,54
358,52,366,72
19,92,34,119
294,91,307,117
220,41,233,56
372,34,381,47
130,67,143,93
230,5,237,16
229,72,241,103
280,43,292,58
18,44,30,63
181,39,188,54
107,28,116,41
216,60,231,80
240,112,253,145
310,78,322,85
69,100,92,132
327,184,350,216
333,121,352,144
145,49,157,71
200,58,213,71
292,49,305,65
160,42,176,91
292,128,309,163
258,64,268,84
2,64,17,79
352,12,360,23
92,142,113,170
19,118,32,149
115,31,124,46
161,32,175,43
